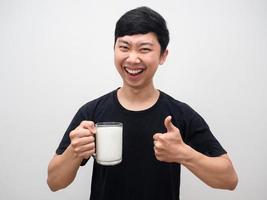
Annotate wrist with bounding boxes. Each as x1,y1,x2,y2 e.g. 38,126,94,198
180,144,199,167
65,145,83,163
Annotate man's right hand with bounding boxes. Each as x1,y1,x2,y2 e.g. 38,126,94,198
69,121,96,160
47,121,96,191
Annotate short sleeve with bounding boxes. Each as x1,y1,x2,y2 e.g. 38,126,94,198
184,111,227,157
56,107,85,152
55,105,91,166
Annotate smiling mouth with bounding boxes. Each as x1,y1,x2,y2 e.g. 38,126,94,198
124,67,144,76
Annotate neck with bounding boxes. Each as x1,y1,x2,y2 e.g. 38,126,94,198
117,85,160,111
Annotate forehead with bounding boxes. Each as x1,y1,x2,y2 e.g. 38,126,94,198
116,32,159,46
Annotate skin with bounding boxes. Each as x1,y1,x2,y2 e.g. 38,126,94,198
47,32,238,191
114,33,168,111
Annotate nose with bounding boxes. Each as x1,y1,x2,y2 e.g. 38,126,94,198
126,51,141,64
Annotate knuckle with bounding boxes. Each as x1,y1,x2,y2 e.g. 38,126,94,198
71,144,78,151
91,142,95,148
87,142,95,150
69,130,76,138
155,141,162,149
88,121,95,127
80,120,87,126
79,121,88,129
155,154,162,161
89,135,95,142
75,147,81,153
80,120,95,129
156,157,162,161
71,139,80,148
89,150,95,156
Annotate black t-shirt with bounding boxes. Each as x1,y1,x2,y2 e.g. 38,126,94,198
56,89,226,200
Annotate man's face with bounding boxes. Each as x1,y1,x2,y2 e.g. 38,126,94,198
114,32,168,90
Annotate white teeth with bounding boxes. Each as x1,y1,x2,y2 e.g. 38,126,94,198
125,68,143,75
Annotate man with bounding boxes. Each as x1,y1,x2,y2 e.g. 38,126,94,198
47,6,238,200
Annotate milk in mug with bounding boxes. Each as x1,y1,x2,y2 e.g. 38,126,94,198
95,122,123,165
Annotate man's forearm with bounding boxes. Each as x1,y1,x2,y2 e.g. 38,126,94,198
181,146,238,190
47,146,83,191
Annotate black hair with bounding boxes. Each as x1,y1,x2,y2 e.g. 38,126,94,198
114,6,169,54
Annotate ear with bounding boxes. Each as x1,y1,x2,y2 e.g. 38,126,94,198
159,49,169,65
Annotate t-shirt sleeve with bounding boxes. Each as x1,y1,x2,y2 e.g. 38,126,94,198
56,107,84,154
55,105,91,166
184,110,227,157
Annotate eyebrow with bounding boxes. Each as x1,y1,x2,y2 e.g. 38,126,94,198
117,39,154,46
117,40,130,45
139,42,154,46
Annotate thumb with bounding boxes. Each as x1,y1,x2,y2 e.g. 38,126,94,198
164,116,176,132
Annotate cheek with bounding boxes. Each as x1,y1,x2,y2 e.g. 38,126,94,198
114,54,124,74
114,53,120,67
114,52,126,65
145,56,161,67
146,51,161,62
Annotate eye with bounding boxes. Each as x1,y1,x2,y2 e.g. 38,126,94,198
140,48,151,53
119,45,129,52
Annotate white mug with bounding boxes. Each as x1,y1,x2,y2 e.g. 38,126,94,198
95,122,123,165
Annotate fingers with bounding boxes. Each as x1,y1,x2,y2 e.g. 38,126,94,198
153,133,162,141
70,134,95,149
153,139,164,161
77,149,96,160
153,133,165,153
71,135,96,159
153,133,164,157
70,121,96,159
77,121,96,134
71,134,95,146
71,128,91,139
153,133,166,152
72,139,95,155
71,121,96,138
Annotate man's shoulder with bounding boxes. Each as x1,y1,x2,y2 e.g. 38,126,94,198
159,91,196,117
160,91,191,108
81,90,116,111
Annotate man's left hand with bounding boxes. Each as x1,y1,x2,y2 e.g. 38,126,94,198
153,115,190,163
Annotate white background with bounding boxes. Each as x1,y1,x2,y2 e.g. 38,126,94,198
0,0,266,199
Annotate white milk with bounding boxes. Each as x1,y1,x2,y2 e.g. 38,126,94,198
95,124,123,165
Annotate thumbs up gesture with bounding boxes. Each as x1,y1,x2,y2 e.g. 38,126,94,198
153,116,189,163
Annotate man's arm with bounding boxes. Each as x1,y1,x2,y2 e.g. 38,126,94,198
47,121,96,191
153,116,238,190
47,147,83,191
181,148,238,190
